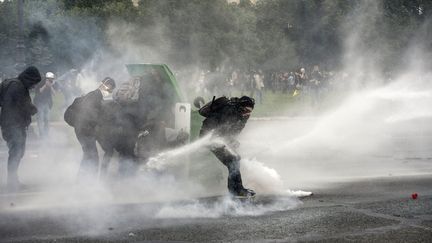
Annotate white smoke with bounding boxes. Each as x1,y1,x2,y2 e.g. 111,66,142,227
155,196,300,219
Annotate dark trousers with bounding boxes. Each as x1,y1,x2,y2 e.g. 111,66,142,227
211,144,244,194
2,126,27,185
75,126,99,180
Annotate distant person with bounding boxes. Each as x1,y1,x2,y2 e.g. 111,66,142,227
295,68,308,98
57,69,80,109
0,66,41,191
199,96,256,197
252,70,264,104
269,72,277,93
281,72,289,94
310,65,323,105
33,72,58,138
64,77,116,181
239,71,250,96
287,72,296,94
296,68,308,86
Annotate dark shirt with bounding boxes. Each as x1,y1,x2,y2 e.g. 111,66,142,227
200,103,249,140
75,89,103,129
0,67,41,128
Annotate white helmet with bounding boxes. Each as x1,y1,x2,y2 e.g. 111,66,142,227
45,72,55,79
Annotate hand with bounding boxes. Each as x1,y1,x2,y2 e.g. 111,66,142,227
30,105,38,115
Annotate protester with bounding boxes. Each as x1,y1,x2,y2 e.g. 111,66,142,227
310,65,323,105
252,70,264,104
33,72,58,138
0,66,41,191
64,77,116,181
199,96,256,197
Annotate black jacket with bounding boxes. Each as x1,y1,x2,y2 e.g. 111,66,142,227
199,103,249,139
0,67,41,128
74,89,103,130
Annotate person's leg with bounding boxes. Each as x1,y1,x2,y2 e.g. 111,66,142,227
75,128,99,180
36,105,44,138
42,104,50,136
100,149,113,179
210,145,244,195
2,127,27,189
117,154,139,177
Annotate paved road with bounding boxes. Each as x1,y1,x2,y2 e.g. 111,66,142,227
0,174,431,242
0,119,431,242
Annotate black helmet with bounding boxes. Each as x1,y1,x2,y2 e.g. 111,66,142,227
238,96,255,108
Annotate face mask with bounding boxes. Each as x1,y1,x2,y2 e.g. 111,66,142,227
101,89,111,98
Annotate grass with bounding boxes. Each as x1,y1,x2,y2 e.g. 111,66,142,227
45,88,340,123
252,90,299,117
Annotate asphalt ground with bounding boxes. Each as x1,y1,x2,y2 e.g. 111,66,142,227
0,174,431,242
0,119,431,242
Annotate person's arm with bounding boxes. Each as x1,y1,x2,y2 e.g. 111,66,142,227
39,81,50,93
6,82,37,115
50,83,57,96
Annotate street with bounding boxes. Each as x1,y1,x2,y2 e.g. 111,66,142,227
0,119,431,242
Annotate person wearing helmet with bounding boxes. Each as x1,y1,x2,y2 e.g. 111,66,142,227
199,95,256,197
67,77,116,181
0,66,41,191
33,72,58,138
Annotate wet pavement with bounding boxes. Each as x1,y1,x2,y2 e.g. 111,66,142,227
0,121,431,242
0,174,431,242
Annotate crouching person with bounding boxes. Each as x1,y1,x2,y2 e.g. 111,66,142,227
0,66,41,191
199,96,255,197
64,77,116,181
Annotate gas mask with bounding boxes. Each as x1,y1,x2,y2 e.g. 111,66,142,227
100,82,113,99
101,89,110,98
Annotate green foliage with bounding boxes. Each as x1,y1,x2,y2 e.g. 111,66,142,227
28,37,53,68
0,0,430,75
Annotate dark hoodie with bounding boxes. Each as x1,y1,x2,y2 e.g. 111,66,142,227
199,96,255,139
0,66,41,127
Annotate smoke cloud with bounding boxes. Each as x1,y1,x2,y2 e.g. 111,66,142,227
0,1,432,240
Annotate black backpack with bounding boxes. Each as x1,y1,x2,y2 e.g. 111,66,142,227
64,96,84,127
198,96,230,118
0,79,18,107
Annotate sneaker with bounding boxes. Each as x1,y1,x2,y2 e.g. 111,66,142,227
235,188,256,198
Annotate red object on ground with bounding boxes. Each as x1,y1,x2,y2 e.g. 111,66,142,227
411,193,418,199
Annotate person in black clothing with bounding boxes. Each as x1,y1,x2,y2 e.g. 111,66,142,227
33,72,58,138
310,65,323,104
199,96,256,197
70,77,116,180
0,66,41,191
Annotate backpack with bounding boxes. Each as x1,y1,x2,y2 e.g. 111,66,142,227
198,96,230,118
0,79,18,107
113,77,140,104
64,96,84,127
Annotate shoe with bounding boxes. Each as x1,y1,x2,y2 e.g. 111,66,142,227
234,188,256,198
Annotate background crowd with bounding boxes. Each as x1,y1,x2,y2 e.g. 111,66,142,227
193,65,353,107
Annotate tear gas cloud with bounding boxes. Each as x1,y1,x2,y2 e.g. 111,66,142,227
1,0,432,236
240,0,432,188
